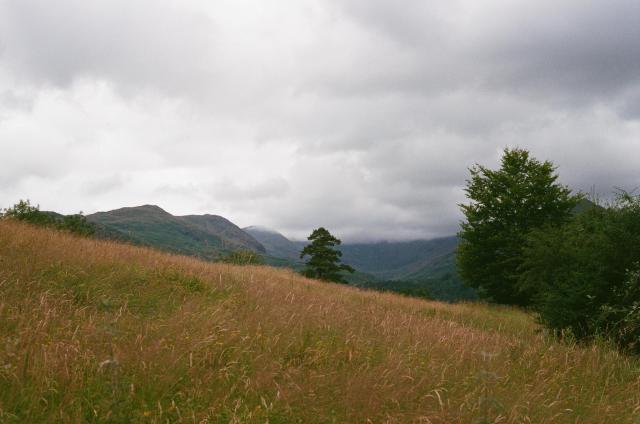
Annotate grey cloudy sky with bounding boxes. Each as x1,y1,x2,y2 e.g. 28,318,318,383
1,0,639,241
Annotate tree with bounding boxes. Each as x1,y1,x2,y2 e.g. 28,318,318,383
457,148,580,306
520,192,640,352
60,214,96,236
300,227,354,283
2,199,56,226
2,199,95,236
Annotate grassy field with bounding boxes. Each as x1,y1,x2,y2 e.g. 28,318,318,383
1,221,640,423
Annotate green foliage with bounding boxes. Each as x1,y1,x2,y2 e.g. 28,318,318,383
598,264,640,353
457,148,580,306
222,249,265,265
2,199,56,226
300,227,354,283
60,213,96,236
364,280,433,300
2,199,95,236
521,193,640,352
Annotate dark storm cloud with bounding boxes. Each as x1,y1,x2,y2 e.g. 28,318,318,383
1,0,639,241
478,1,640,101
329,0,640,103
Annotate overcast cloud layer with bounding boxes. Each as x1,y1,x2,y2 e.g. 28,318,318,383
1,0,639,241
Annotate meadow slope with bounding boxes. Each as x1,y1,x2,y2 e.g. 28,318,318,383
1,221,639,423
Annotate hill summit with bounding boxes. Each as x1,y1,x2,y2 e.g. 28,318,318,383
88,205,265,259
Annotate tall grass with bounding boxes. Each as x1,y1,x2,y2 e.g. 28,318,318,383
1,220,639,423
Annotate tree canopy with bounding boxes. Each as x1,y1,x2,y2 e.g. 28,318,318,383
457,148,580,305
520,192,640,352
2,199,96,236
300,227,354,283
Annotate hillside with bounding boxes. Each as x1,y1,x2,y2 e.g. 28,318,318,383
87,205,265,259
244,225,303,261
339,237,458,280
2,220,638,422
180,214,264,253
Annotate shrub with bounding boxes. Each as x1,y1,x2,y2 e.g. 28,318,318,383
520,193,640,351
2,199,56,226
222,250,264,265
60,214,96,236
2,199,95,237
597,264,640,352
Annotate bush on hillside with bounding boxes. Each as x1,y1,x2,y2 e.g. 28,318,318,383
520,193,640,352
2,199,56,226
363,280,433,300
221,249,264,265
60,214,97,236
2,199,95,237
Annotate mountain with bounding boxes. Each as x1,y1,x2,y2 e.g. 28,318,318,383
339,237,477,301
245,229,461,283
87,205,265,260
243,226,303,261
182,215,265,253
339,237,459,280
244,226,475,301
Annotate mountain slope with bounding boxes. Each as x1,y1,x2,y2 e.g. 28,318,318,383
244,226,302,260
182,215,265,253
339,237,476,301
339,236,459,280
87,205,264,259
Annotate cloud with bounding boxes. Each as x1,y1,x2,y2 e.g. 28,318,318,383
1,0,639,241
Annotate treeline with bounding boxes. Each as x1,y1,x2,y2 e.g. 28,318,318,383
458,148,640,353
1,200,96,236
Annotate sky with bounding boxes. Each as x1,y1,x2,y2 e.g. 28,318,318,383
1,0,639,241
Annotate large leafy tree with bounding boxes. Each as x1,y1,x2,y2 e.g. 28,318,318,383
300,227,354,283
457,148,580,305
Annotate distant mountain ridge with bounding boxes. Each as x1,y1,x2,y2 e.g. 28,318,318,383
245,225,476,301
243,226,304,261
246,226,457,279
85,206,475,301
87,205,265,260
339,237,459,280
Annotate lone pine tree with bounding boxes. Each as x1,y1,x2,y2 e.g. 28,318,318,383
300,227,354,283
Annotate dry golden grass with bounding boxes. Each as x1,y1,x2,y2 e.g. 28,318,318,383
1,220,640,423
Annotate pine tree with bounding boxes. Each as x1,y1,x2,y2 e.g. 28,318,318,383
300,227,354,283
